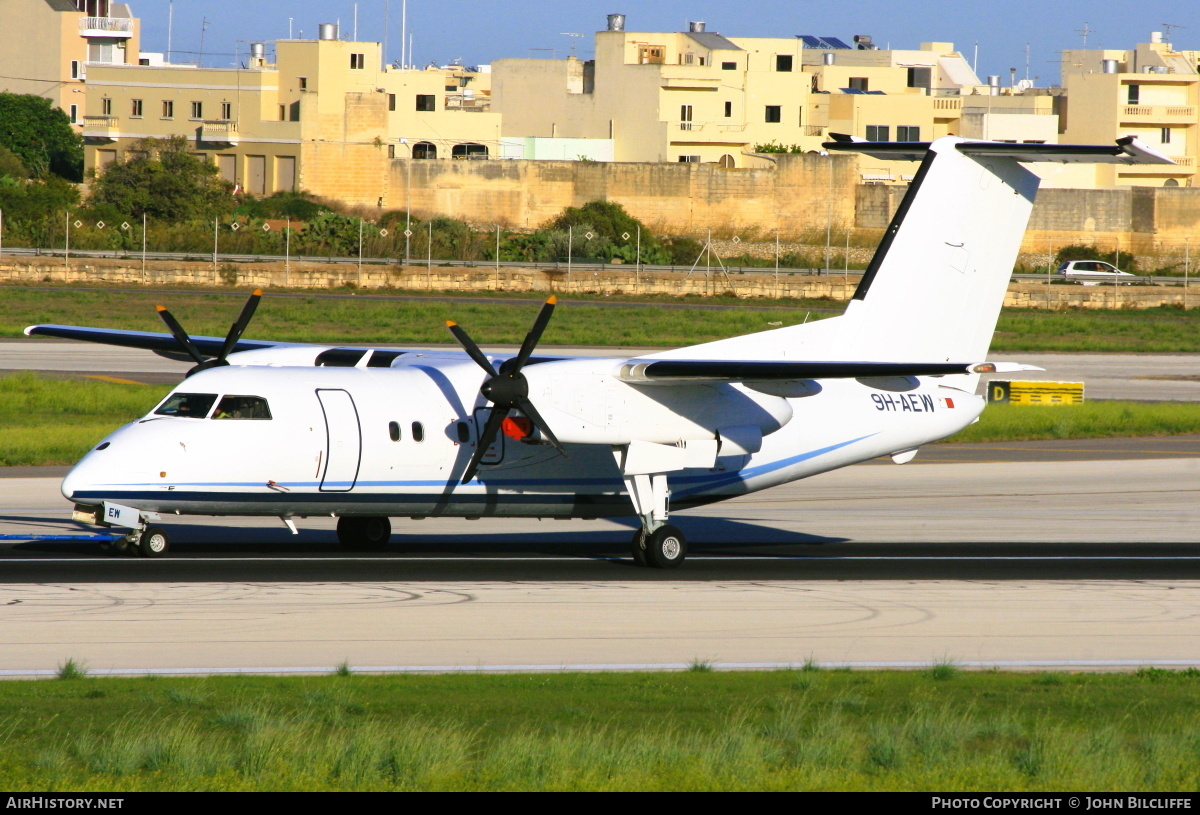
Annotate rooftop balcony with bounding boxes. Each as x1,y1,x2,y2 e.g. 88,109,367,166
80,115,118,141
79,16,133,38
1121,105,1197,124
199,120,239,145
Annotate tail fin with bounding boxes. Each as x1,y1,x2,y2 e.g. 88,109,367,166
825,135,1172,389
648,136,1171,382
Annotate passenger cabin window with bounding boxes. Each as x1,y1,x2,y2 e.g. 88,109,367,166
155,393,217,419
212,395,272,420
389,421,401,441
412,422,425,442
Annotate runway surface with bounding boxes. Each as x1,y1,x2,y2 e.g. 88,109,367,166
6,339,1200,401
3,454,1200,676
4,338,1200,676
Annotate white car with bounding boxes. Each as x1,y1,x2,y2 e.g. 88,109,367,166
1056,260,1138,285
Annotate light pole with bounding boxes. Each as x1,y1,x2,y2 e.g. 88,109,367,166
401,138,411,264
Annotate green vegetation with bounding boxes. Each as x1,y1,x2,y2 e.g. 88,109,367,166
950,401,1200,443
1,669,1198,790
993,306,1200,353
0,93,83,180
753,142,806,154
0,372,168,466
87,136,235,222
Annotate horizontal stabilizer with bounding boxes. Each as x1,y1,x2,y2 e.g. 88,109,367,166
617,359,1041,383
825,135,1174,165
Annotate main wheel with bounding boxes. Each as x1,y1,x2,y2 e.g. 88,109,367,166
137,526,170,558
630,529,648,567
337,516,392,551
644,525,686,569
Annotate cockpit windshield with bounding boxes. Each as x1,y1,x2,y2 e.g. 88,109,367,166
154,393,217,419
212,395,272,420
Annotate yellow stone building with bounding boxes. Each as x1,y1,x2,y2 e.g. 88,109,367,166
0,0,140,128
81,27,502,206
1060,33,1200,187
492,16,991,172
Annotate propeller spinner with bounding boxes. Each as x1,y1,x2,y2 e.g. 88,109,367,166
156,288,263,377
447,296,567,483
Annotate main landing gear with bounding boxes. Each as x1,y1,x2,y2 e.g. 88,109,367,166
624,473,687,568
336,516,392,551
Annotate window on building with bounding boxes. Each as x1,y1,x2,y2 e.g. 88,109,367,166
451,143,488,159
279,104,286,121
765,105,782,123
897,125,920,141
849,77,869,92
221,101,231,120
298,77,308,91
906,67,932,89
288,101,300,122
70,60,80,79
388,93,396,111
69,104,78,124
1127,84,1140,104
101,97,112,115
131,99,143,117
190,101,203,119
416,94,436,111
161,100,173,118
387,144,395,158
638,45,665,64
350,53,365,70
722,61,737,71
1162,127,1172,144
866,125,890,141
413,142,437,159
724,100,732,118
776,54,793,72
680,104,693,130
678,155,700,163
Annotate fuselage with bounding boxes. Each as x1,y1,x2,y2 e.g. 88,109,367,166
61,356,983,520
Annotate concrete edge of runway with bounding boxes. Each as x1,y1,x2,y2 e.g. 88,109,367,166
3,659,1197,679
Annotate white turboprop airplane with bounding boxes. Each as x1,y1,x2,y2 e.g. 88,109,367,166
26,136,1172,565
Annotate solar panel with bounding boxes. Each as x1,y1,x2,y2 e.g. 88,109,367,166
798,35,852,49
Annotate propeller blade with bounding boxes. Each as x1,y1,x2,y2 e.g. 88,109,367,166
461,405,509,483
446,321,499,378
154,306,206,365
510,296,556,373
216,288,263,363
515,396,567,458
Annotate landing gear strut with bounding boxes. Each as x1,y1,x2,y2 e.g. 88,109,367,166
624,473,686,568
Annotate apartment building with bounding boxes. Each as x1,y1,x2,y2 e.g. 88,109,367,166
81,27,503,205
0,0,140,127
492,15,985,170
1060,33,1200,186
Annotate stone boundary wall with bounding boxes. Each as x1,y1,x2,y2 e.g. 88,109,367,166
6,257,1200,310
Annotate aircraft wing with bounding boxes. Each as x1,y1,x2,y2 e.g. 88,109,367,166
615,359,1041,383
24,324,284,358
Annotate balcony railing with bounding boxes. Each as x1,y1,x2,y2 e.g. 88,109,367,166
80,115,119,140
79,16,133,37
1121,105,1196,122
199,120,240,144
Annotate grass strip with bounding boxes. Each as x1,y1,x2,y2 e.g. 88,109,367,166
11,284,1200,351
948,401,1200,443
1,668,1198,791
